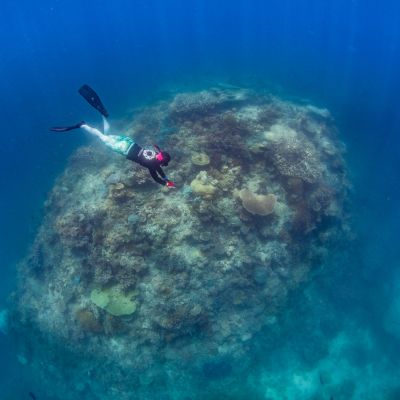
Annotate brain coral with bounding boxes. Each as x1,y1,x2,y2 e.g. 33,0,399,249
191,152,210,166
12,87,350,400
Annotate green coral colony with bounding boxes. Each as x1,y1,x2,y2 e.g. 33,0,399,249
12,88,350,399
90,286,138,316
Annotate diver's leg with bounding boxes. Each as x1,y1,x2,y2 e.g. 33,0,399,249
102,115,110,134
81,123,107,140
81,124,134,156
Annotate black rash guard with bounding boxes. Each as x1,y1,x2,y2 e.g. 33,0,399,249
126,143,167,186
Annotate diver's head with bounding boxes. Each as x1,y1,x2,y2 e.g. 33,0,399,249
156,151,171,166
154,144,171,166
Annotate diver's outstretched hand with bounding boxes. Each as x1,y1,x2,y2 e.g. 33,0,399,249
166,180,176,188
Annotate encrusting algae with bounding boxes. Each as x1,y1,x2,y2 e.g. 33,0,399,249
11,87,351,400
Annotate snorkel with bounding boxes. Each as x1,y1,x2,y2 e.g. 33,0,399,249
154,144,171,166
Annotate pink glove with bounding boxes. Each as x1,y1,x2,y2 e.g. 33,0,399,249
166,180,176,188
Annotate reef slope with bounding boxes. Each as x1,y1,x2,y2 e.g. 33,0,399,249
12,88,350,399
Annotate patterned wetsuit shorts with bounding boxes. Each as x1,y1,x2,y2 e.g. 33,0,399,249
104,135,135,156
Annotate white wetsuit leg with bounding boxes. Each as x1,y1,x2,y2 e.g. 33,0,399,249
81,124,108,141
81,124,134,156
102,115,110,134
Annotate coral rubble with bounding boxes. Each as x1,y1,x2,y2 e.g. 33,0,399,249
11,87,350,400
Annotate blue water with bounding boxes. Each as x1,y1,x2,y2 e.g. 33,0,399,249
1,0,400,397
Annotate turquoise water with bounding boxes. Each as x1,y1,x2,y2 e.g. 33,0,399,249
1,1,400,398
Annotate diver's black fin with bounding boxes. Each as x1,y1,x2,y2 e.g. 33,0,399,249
78,84,109,117
50,121,85,132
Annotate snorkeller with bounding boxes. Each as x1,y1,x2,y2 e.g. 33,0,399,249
50,85,175,188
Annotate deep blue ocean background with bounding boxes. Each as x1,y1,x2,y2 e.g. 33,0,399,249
1,0,400,397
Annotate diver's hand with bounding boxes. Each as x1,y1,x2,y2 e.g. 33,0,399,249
166,180,176,188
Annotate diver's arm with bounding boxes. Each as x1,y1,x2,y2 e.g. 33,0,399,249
156,166,167,180
155,166,175,187
149,168,167,186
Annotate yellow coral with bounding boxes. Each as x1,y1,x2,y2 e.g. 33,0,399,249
190,171,216,197
191,152,210,166
90,285,137,316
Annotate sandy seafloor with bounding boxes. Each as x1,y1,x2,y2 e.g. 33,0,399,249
1,1,400,399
